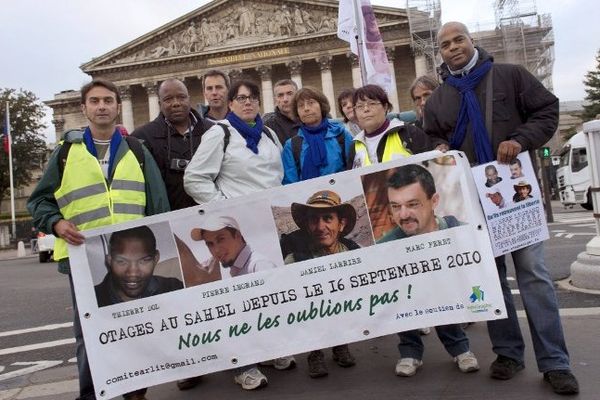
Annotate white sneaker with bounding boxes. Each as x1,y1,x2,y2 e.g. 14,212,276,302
259,356,297,370
234,367,268,390
395,358,423,377
419,327,431,335
454,351,480,373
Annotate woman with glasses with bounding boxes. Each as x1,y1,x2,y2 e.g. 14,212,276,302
282,87,353,184
184,80,295,389
349,84,431,169
184,80,283,205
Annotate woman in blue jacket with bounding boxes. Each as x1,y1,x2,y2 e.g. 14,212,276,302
282,87,353,184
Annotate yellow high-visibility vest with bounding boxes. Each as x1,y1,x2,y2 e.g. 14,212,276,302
53,142,146,261
353,130,412,167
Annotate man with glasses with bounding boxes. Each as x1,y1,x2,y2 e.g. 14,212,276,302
377,164,479,377
133,78,213,211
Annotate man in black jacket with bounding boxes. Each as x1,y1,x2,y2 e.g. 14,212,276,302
133,78,213,210
263,79,300,145
424,21,578,395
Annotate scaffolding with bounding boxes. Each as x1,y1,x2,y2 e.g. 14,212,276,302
406,0,441,77
494,0,555,90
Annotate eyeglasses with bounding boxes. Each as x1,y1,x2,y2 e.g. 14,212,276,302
354,101,382,111
233,95,260,104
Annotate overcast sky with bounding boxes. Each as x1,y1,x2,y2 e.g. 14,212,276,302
1,0,598,140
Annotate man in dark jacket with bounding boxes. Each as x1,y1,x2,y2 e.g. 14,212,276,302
263,79,300,144
133,78,213,211
424,21,578,395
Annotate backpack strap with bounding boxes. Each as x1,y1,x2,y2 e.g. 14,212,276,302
336,132,347,169
124,136,145,170
57,141,73,180
216,123,231,152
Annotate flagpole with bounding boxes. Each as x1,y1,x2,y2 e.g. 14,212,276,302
352,0,368,86
6,102,16,240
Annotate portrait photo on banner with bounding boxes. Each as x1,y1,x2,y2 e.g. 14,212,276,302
170,198,284,287
360,155,468,242
85,221,184,308
271,174,374,265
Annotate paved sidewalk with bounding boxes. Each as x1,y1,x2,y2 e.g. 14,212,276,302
1,309,598,400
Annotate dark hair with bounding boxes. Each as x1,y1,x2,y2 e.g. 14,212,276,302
227,80,261,104
485,165,498,173
353,85,393,113
509,158,522,167
109,226,156,257
337,88,355,122
81,78,121,104
409,75,439,100
273,79,298,92
201,69,231,90
387,164,436,199
292,87,330,121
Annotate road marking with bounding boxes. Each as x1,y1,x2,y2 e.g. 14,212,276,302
510,289,520,294
0,323,73,338
0,361,63,382
507,277,515,281
0,339,75,356
0,379,78,400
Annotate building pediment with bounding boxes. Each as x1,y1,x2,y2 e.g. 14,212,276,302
81,0,405,73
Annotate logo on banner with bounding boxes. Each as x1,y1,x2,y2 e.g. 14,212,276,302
469,286,485,302
466,285,492,313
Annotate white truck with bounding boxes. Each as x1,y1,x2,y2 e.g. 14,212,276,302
556,131,593,210
37,232,55,263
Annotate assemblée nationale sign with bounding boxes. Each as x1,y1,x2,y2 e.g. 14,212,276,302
69,151,506,399
207,47,291,66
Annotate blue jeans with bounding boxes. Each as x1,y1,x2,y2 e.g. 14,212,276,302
68,274,95,400
486,241,570,372
398,324,470,359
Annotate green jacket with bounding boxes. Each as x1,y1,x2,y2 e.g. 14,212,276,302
27,130,170,274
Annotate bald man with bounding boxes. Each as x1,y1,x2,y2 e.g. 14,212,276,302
423,21,578,395
133,78,214,210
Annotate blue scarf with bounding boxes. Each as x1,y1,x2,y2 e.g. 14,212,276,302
83,127,122,176
445,59,494,164
300,119,329,180
226,112,264,154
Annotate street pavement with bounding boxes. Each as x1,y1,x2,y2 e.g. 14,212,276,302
1,201,599,400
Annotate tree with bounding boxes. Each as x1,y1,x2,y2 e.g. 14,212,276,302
583,49,600,121
0,88,49,211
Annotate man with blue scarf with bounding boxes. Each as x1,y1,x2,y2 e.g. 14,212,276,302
28,78,169,400
423,22,578,395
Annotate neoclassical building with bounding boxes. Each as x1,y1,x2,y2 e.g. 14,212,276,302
46,0,432,142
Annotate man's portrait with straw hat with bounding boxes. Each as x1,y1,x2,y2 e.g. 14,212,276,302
512,180,533,203
281,190,360,264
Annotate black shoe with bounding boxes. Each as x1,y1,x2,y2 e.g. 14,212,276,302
332,344,356,368
490,355,524,380
177,376,201,390
307,350,328,378
544,370,579,395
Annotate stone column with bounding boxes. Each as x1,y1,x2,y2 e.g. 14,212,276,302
386,47,400,112
317,55,336,118
286,60,303,89
257,65,274,113
119,86,135,132
413,47,428,78
144,82,160,121
228,68,243,82
347,53,362,88
52,118,65,143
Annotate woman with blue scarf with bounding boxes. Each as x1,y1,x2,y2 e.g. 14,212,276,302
184,80,284,206
281,87,353,184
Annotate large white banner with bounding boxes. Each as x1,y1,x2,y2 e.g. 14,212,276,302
69,151,506,399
